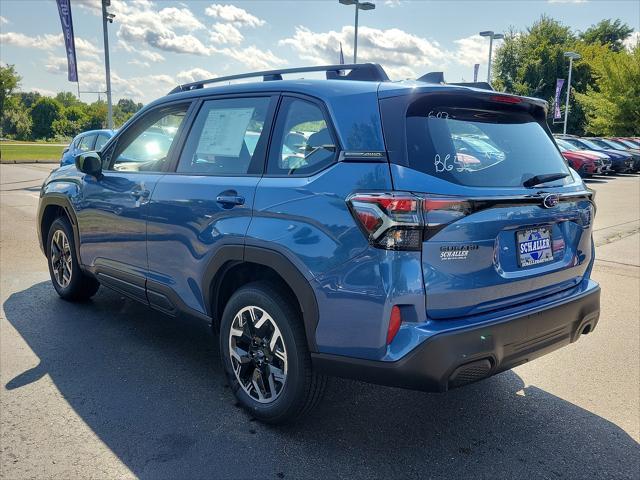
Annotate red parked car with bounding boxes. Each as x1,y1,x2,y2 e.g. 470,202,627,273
557,144,600,177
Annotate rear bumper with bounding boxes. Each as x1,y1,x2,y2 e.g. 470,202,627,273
312,281,600,392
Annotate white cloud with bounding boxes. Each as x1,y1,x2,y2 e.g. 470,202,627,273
0,32,100,59
0,16,9,25
210,23,244,45
384,0,404,7
176,68,217,84
279,25,446,79
128,59,150,68
216,45,285,70
452,34,490,67
158,7,205,31
623,31,639,51
204,4,265,28
117,24,212,56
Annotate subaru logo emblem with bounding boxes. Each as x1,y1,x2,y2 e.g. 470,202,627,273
542,193,560,208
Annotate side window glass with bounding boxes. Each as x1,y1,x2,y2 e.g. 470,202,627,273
177,97,270,175
110,106,188,172
77,135,96,152
267,98,336,176
94,133,110,151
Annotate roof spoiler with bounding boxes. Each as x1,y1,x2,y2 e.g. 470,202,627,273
168,63,390,94
417,71,495,91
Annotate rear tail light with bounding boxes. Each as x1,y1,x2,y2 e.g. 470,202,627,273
347,192,473,250
347,193,422,250
422,197,473,239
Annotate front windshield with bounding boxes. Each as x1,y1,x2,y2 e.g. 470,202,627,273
602,139,626,149
556,139,579,151
578,139,604,151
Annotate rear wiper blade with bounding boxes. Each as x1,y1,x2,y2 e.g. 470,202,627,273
523,172,569,188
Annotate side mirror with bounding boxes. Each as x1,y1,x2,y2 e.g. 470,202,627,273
75,152,102,178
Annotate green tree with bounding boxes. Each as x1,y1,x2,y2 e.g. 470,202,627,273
1,97,32,139
114,98,143,127
580,19,634,52
30,97,62,139
82,100,107,130
0,64,21,116
53,105,88,138
55,91,81,108
574,46,640,135
17,91,42,109
493,16,591,134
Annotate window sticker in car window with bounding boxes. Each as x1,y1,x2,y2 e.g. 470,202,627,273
196,108,254,157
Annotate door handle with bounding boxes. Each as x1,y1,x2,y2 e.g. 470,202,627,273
131,189,151,199
216,195,245,206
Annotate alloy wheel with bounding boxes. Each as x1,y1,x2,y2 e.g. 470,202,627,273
50,229,72,288
228,306,288,403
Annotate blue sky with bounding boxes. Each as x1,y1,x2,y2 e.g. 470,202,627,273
1,0,638,104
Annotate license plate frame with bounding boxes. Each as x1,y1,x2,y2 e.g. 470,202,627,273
516,226,554,267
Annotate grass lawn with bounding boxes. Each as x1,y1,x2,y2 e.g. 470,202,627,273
0,142,65,162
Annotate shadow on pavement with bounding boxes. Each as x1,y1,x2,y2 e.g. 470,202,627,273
4,282,639,479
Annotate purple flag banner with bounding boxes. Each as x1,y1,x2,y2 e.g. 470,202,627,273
554,78,565,119
56,0,78,82
473,64,479,82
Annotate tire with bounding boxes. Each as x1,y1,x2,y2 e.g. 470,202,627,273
219,282,326,424
46,217,100,301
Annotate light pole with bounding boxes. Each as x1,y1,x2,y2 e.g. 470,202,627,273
339,0,375,63
479,31,503,84
101,0,114,130
563,51,581,135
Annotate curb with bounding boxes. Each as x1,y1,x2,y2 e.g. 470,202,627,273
0,160,59,164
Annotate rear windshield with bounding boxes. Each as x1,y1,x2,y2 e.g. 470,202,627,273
405,104,570,188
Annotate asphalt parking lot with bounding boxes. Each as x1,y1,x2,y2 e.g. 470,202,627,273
1,163,639,479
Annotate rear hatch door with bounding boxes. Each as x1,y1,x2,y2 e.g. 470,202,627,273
379,86,595,320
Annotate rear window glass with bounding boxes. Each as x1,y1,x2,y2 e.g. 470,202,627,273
405,105,570,187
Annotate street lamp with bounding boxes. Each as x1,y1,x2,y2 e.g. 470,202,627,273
479,31,504,84
563,51,581,135
101,0,114,130
339,0,375,63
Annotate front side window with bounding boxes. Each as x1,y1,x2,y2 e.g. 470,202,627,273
404,100,570,187
177,97,270,175
267,97,337,176
77,135,96,152
110,105,188,172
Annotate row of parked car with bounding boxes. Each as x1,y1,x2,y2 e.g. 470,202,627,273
555,135,640,177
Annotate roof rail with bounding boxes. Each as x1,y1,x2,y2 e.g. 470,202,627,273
416,71,495,91
168,63,390,94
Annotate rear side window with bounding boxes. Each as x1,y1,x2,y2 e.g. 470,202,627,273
94,133,110,150
401,99,570,187
77,135,96,152
177,97,270,175
267,97,337,176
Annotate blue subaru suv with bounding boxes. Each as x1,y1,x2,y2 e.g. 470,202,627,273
37,64,600,423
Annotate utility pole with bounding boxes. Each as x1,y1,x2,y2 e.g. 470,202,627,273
563,51,581,135
101,0,114,129
479,31,504,84
339,0,375,63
